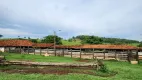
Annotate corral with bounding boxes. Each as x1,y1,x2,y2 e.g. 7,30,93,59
0,40,142,62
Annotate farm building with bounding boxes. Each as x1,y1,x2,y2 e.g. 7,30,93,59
53,44,140,61
0,39,142,62
0,40,33,53
0,40,54,53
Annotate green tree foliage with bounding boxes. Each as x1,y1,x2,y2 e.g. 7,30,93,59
76,35,103,44
138,42,142,47
0,34,3,38
102,37,139,44
28,37,31,40
30,39,38,43
41,35,62,45
68,38,72,42
18,36,20,39
76,35,139,45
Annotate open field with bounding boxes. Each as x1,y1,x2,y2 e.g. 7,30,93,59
0,52,142,80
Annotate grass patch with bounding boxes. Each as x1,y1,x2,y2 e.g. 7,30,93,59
1,52,78,63
1,61,142,80
1,52,142,80
61,40,81,46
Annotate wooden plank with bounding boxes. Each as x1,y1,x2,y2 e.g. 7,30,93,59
6,61,96,67
68,50,81,52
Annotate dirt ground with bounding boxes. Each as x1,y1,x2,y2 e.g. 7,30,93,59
0,65,94,75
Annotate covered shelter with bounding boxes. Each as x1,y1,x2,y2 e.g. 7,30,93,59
0,39,33,53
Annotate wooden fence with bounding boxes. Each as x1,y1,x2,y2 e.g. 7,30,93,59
5,47,141,61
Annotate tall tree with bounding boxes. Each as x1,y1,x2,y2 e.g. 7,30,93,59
41,35,62,45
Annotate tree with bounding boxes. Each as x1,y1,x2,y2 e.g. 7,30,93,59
75,35,139,45
41,35,62,45
72,36,76,42
18,36,21,39
68,38,72,42
138,42,142,47
30,39,38,43
28,37,31,40
76,35,103,44
0,34,3,38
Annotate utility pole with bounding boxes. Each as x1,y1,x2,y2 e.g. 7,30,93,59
53,30,61,56
54,31,56,56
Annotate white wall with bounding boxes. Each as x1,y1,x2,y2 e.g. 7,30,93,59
138,52,142,55
0,47,5,52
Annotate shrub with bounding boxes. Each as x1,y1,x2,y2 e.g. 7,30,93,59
99,64,109,73
94,59,109,73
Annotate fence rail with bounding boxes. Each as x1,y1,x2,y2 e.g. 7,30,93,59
4,47,141,61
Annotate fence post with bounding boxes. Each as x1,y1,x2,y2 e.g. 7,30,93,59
63,48,64,56
55,48,56,56
4,47,5,52
34,48,35,55
127,50,131,62
80,48,82,59
115,50,117,60
20,46,22,54
27,46,29,54
136,49,139,63
8,47,10,53
40,48,42,55
93,48,94,59
47,48,48,53
104,49,105,59
71,49,72,58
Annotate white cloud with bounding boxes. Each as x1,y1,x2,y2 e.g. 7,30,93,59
0,28,45,38
0,0,142,40
0,28,29,35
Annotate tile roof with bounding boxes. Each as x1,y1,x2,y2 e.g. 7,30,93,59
0,39,138,50
33,43,54,48
55,44,137,50
0,40,33,47
138,47,142,50
80,44,137,50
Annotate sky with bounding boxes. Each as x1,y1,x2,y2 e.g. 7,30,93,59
0,0,142,41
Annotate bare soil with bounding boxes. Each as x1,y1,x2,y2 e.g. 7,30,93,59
0,65,94,75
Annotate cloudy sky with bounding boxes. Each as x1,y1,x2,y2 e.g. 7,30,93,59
0,0,142,40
